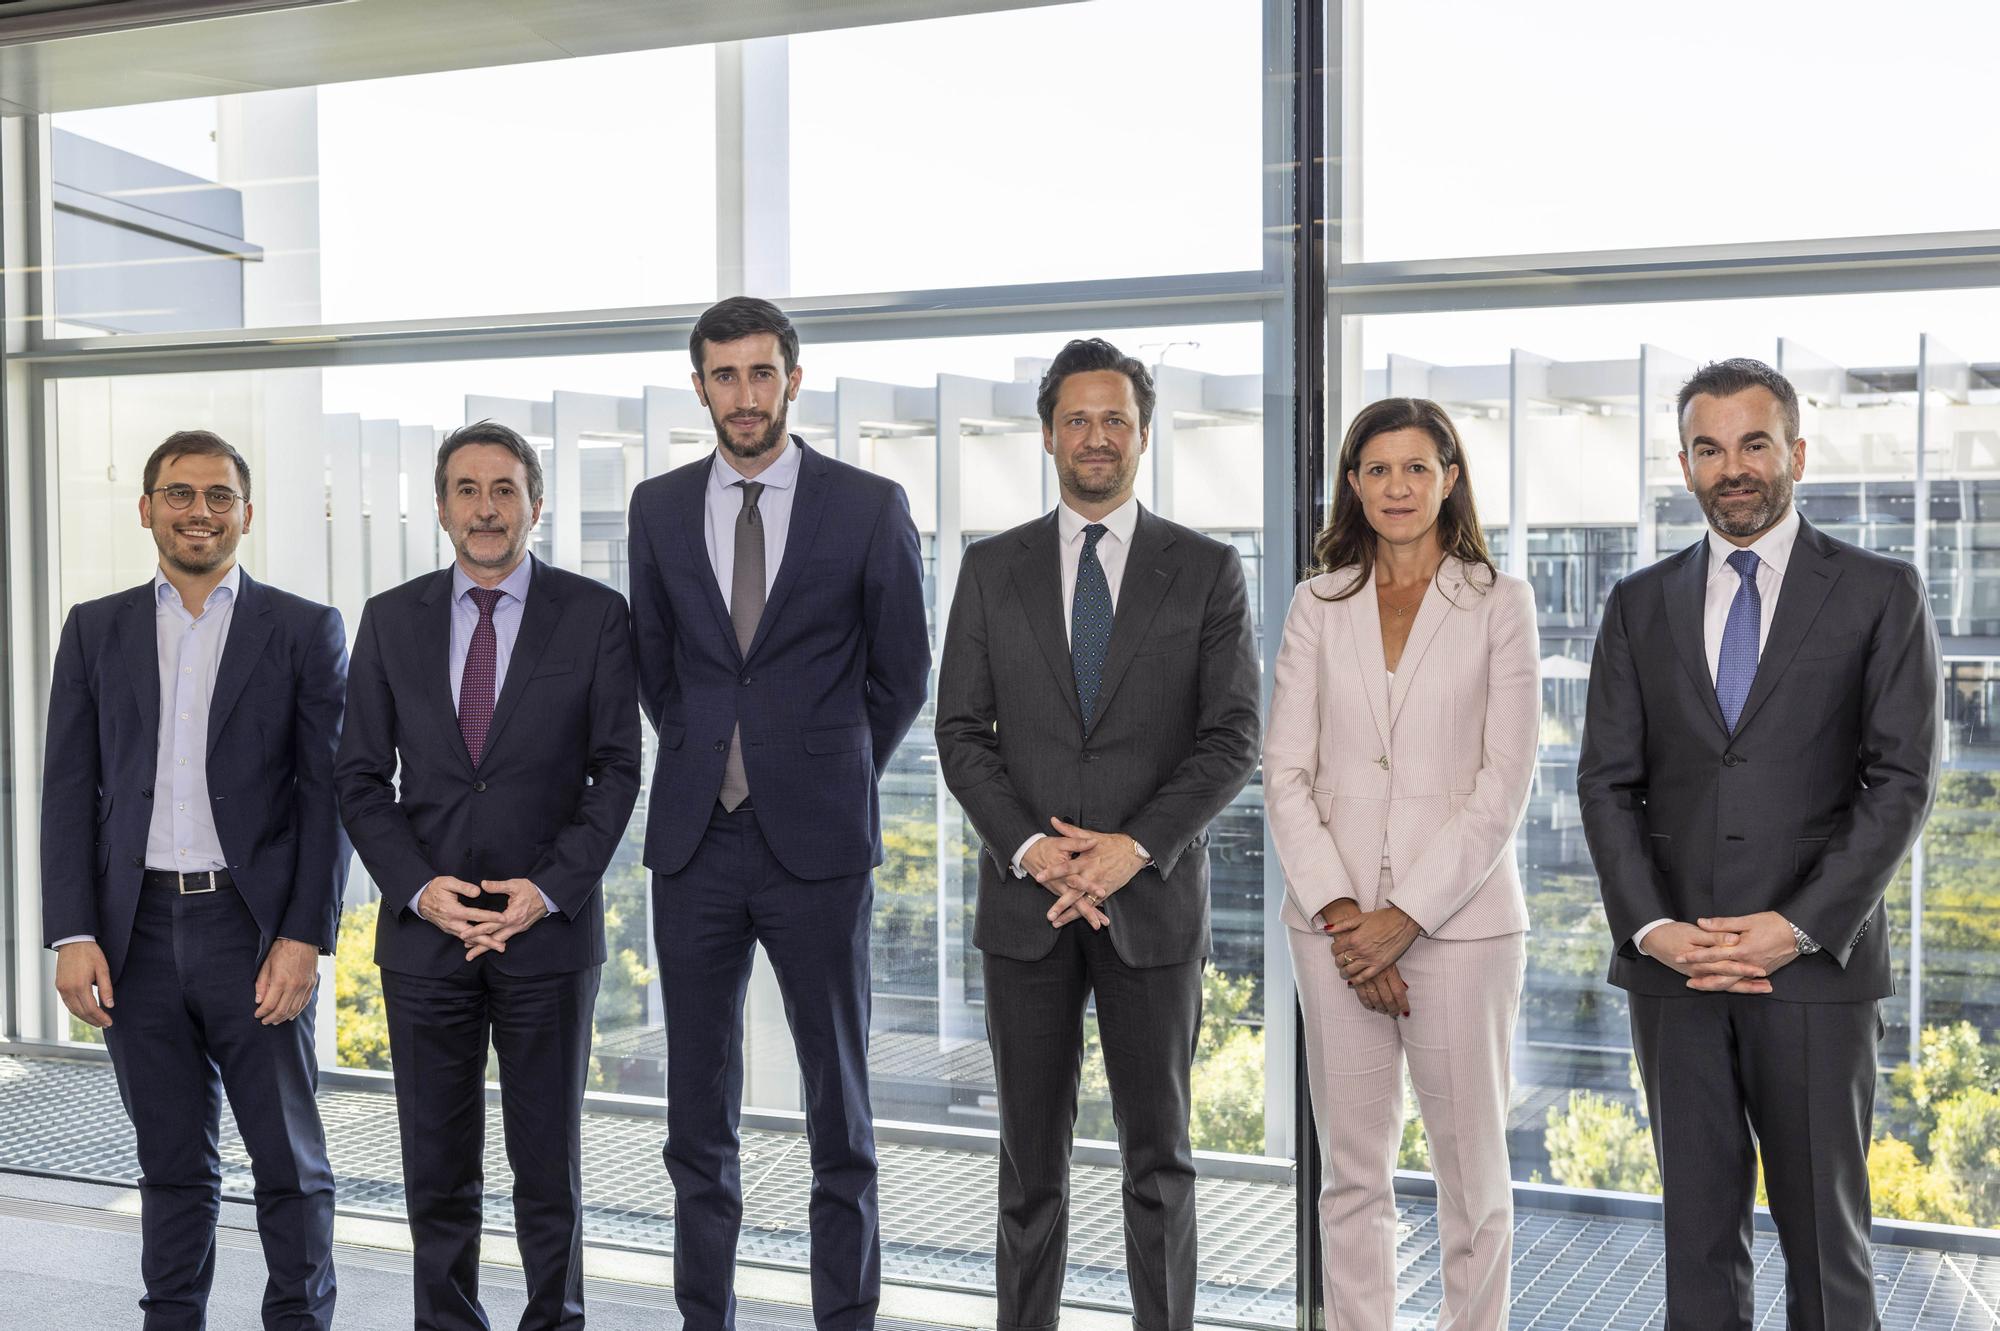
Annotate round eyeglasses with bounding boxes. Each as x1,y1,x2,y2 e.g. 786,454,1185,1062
148,484,245,514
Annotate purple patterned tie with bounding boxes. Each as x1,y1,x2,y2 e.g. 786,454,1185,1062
460,587,504,768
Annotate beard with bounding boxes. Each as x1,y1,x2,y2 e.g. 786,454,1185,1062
155,524,237,576
1058,449,1137,505
454,524,526,570
713,400,790,462
1697,468,1795,539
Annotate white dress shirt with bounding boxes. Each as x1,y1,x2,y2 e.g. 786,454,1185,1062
1013,497,1148,876
704,436,802,607
1633,505,1801,952
55,565,240,949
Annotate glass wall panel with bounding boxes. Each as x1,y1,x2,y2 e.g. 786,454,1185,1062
49,48,719,334
1351,0,2000,260
1355,290,2000,1228
787,0,1263,294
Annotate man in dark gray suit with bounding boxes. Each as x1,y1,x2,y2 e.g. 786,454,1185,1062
1578,358,1942,1331
936,337,1261,1331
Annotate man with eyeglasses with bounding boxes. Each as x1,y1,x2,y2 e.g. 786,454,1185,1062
41,428,350,1330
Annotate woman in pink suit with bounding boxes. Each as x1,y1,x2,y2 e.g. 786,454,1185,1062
1266,397,1540,1331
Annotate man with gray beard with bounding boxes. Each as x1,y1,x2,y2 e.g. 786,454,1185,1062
1578,358,1942,1330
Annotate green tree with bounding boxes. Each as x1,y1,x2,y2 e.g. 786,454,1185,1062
1868,1135,1971,1226
1544,1089,1659,1194
1885,1021,2000,1146
335,900,391,1069
1076,964,1266,1154
1931,1087,2000,1226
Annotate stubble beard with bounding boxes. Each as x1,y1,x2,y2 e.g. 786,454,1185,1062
1700,470,1795,540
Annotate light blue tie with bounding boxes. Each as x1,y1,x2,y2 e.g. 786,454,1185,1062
1716,548,1762,732
1071,524,1113,734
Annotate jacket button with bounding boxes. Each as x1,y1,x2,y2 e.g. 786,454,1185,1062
740,676,753,687
473,780,488,793
141,788,153,799
1723,753,1741,767
1083,752,1100,763
714,740,727,753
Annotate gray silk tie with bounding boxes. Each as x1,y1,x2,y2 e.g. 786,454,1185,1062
719,480,765,811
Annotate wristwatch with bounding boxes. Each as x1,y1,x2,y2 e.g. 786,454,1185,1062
1790,922,1822,956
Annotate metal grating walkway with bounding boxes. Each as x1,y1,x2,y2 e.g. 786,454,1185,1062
1,1053,1994,1329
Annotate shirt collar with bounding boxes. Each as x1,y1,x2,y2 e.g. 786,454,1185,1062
154,561,242,612
711,435,804,496
1706,505,1800,583
453,553,534,605
1057,495,1141,547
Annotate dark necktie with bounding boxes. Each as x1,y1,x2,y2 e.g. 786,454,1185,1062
1716,548,1762,732
460,586,504,767
1072,523,1113,733
720,480,765,810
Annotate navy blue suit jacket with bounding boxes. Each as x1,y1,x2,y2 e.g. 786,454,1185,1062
627,439,931,881
41,569,351,981
335,556,641,978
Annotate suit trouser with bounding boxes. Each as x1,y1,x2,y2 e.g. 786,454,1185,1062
381,961,600,1331
1289,915,1524,1331
982,922,1204,1331
652,803,880,1331
1629,990,1881,1331
101,880,335,1331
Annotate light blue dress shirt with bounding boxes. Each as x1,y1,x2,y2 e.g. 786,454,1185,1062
412,555,557,918
147,564,241,873
703,436,801,605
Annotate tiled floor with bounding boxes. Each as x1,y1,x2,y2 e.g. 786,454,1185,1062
4,1053,1995,1329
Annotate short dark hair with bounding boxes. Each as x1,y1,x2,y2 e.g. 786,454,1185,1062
143,429,252,502
690,296,799,377
1035,337,1157,431
1677,357,1801,446
434,420,544,505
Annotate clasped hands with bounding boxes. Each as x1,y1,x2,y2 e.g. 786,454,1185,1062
418,876,548,962
1641,911,1800,993
1319,899,1420,1018
1023,816,1148,931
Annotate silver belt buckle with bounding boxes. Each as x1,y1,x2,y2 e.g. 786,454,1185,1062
177,869,218,895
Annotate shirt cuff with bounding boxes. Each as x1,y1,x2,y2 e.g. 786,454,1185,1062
537,887,559,918
1130,839,1153,865
1010,834,1046,878
410,879,432,915
50,935,95,949
1633,918,1675,952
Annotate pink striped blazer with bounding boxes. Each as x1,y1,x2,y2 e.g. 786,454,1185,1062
1265,557,1540,940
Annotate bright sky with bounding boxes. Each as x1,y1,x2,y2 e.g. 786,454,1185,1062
48,0,2000,429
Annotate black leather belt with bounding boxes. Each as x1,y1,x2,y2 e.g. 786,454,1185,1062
142,867,235,894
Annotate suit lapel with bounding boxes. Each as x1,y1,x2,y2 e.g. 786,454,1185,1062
206,569,272,749
745,439,827,663
1662,540,1728,736
118,583,161,743
1730,519,1841,738
481,557,561,763
1089,507,1178,727
417,568,473,775
1387,559,1458,731
1343,569,1392,756
678,455,742,661
1011,512,1082,725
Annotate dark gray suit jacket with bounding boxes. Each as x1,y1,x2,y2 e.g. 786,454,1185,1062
936,506,1261,968
1578,516,1942,1001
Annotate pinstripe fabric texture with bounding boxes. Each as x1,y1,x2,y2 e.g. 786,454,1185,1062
457,586,503,768
1264,559,1542,941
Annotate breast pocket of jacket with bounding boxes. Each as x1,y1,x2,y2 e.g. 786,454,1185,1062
1793,630,1865,663
530,657,574,683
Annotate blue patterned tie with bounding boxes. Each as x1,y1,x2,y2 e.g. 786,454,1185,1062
1072,523,1113,733
1716,548,1762,732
